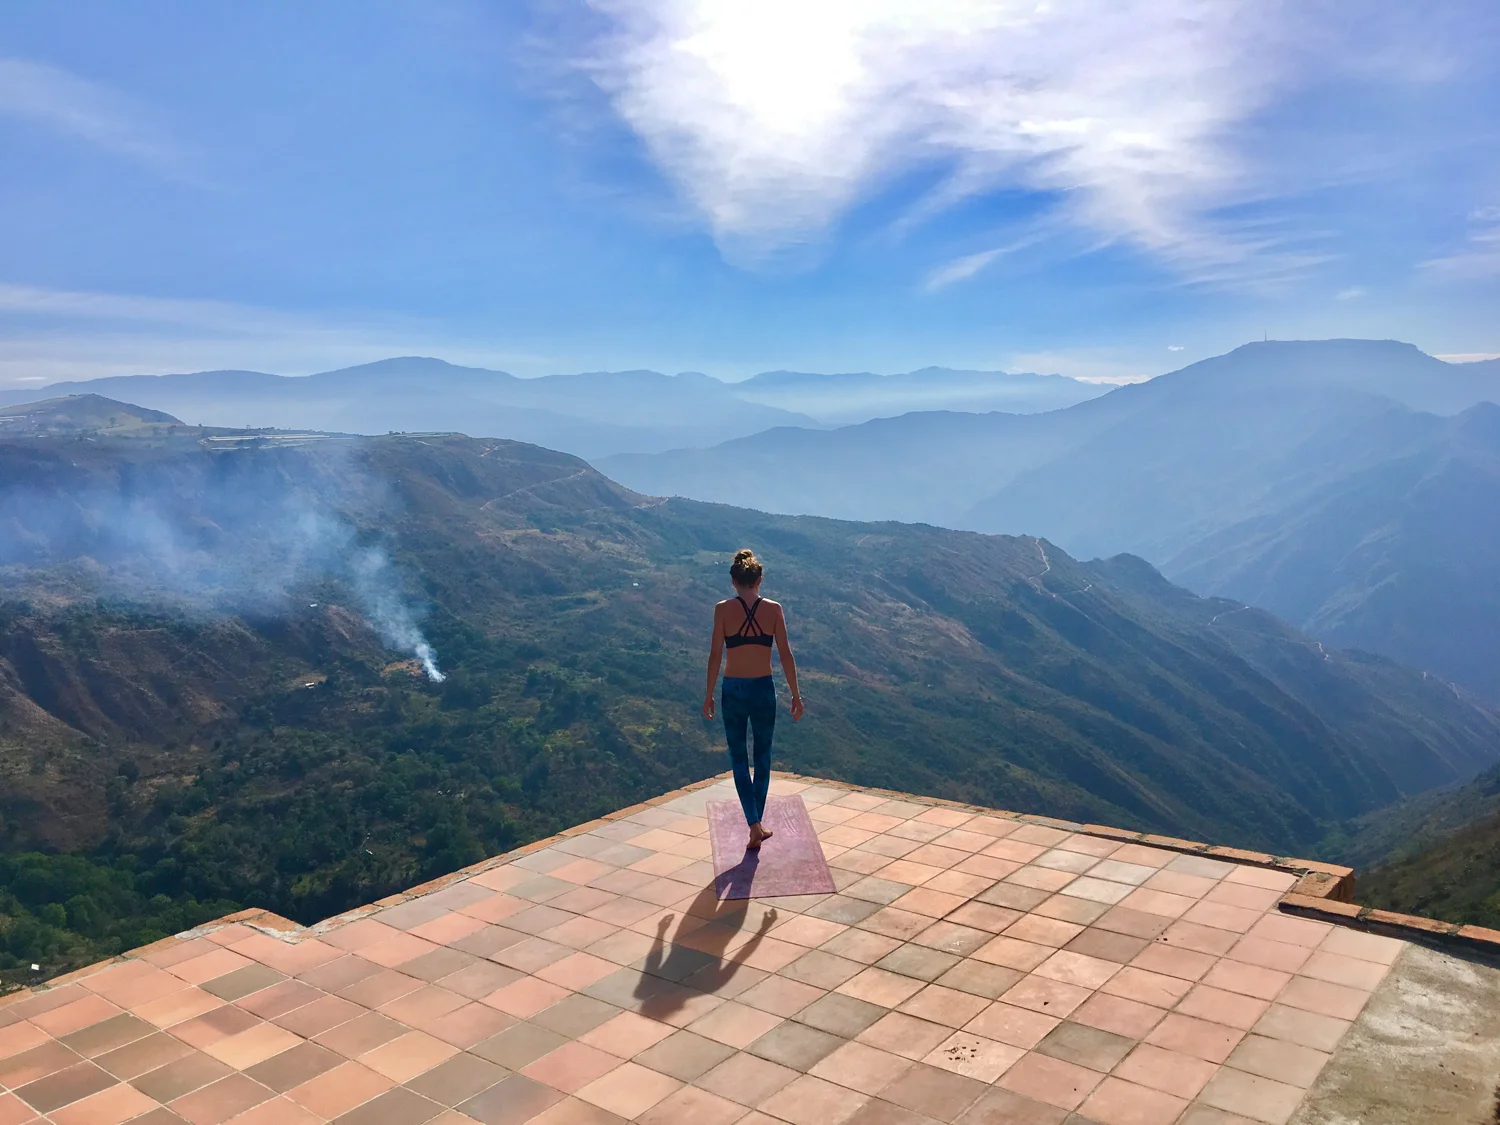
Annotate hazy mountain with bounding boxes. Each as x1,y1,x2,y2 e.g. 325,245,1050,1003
3,425,1497,973
731,365,1106,423
0,358,819,458
603,340,1500,697
0,394,183,436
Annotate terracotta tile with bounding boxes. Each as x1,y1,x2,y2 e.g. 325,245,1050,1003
1297,951,1389,991
782,950,865,990
457,895,528,926
46,1081,157,1125
1100,967,1192,1009
166,951,253,988
362,933,442,969
760,1073,870,1125
1113,1042,1216,1098
1225,937,1310,975
12,1060,117,1114
1203,883,1283,913
1089,860,1161,884
235,980,320,1020
471,1022,569,1070
405,949,484,985
1033,1021,1134,1072
1198,1066,1304,1125
1157,921,1238,957
1033,950,1119,990
1143,1013,1244,1063
129,1052,233,1103
746,1021,844,1071
962,1002,1059,1051
637,1083,750,1125
573,1060,680,1117
681,1003,781,1052
1226,1033,1330,1088
921,1032,1024,1084
1076,1076,1188,1125
1117,889,1194,920
943,904,1023,935
859,908,942,942
1002,867,1077,894
582,1012,679,1057
221,1094,323,1125
536,954,620,992
1091,908,1172,942
1243,915,1330,950
1010,826,1071,847
934,961,1024,1001
242,1041,343,1092
921,872,994,900
1175,986,1270,1031
1129,943,1214,981
1067,994,1166,1040
458,1072,566,1123
1249,1004,1351,1053
274,995,365,1038
1182,902,1263,935
1203,960,1292,1002
1222,867,1297,893
203,1022,303,1069
880,1061,987,1120
1002,916,1083,949
996,1052,1101,1112
168,1005,261,1050
95,1031,194,1080
855,1012,953,1061
1142,870,1217,899
1316,928,1404,966
81,963,186,1009
59,1013,155,1059
327,1084,445,1125
426,1002,516,1049
877,945,961,984
822,930,904,965
999,976,1091,1019
338,969,425,1009
1032,895,1110,926
285,1060,393,1119
441,962,526,1002
314,1011,407,1058
875,861,947,887
1033,849,1101,875
837,968,925,1009
228,936,341,977
493,937,574,975
1275,977,1369,1022
811,1041,913,1096
30,995,122,1038
168,1073,274,1124
524,1041,625,1092
898,986,990,1029
971,936,1051,973
405,1052,509,1107
634,1030,735,1082
953,855,1023,882
382,985,469,1026
360,1030,460,1082
0,1020,49,1061
483,977,572,1019
1056,878,1134,906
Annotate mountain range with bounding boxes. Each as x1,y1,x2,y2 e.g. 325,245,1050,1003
601,340,1500,701
0,359,1102,459
3,427,1497,975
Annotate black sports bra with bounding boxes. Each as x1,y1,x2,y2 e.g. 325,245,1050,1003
725,595,774,648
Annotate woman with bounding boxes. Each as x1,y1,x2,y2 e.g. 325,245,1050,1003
703,549,804,849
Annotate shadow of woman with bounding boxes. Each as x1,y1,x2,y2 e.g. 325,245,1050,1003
633,881,777,1022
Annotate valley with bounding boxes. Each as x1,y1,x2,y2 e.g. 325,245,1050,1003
3,426,1499,981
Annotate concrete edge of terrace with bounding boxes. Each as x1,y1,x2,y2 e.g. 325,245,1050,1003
6,769,1498,1011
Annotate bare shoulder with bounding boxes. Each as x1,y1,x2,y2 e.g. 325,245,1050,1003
762,598,787,620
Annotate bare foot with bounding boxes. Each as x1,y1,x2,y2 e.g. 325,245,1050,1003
747,823,771,850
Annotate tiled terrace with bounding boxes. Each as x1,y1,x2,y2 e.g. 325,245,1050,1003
0,776,1414,1125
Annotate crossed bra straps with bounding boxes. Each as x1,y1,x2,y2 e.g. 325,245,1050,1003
724,595,774,648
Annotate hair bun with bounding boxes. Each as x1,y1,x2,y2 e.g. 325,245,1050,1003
730,548,764,587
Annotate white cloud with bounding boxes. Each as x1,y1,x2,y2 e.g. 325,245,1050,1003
1436,352,1500,363
579,0,1345,278
0,57,191,177
1420,206,1500,281
1167,345,1185,351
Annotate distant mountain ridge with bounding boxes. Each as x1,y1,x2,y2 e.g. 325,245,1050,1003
602,340,1500,700
0,394,183,435
0,358,1104,458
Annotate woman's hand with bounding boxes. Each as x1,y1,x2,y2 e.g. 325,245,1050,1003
702,695,716,721
790,695,805,721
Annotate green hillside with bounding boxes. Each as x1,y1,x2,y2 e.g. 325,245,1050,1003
2,430,1497,982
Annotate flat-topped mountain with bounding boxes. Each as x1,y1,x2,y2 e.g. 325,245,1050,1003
0,393,183,435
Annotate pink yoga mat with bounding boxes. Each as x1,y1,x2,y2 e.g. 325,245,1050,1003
708,794,837,900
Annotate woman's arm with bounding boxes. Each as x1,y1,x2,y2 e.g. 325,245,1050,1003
703,603,724,720
773,605,804,721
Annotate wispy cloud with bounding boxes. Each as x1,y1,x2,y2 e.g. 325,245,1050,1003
0,57,192,178
576,0,1402,281
1421,206,1500,281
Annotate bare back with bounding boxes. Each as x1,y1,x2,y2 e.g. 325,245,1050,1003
717,596,784,678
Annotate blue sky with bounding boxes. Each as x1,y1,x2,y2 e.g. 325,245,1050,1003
1,0,1497,386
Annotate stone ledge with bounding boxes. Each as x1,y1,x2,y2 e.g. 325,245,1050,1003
1279,894,1500,960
